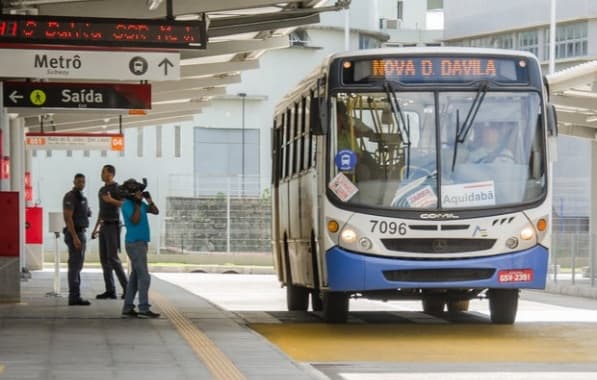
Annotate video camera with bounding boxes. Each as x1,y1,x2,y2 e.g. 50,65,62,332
118,178,151,201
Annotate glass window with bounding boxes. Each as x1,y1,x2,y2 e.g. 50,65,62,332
359,34,381,50
518,30,539,57
330,91,546,211
544,21,588,59
438,92,545,209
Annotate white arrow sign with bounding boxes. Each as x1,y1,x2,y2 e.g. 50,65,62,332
8,91,23,104
0,48,180,81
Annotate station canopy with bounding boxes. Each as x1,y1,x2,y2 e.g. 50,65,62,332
1,0,348,132
547,60,597,139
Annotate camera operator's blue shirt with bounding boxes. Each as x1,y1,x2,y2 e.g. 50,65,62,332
121,199,150,243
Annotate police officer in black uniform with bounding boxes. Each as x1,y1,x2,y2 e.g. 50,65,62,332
92,164,128,299
63,173,91,306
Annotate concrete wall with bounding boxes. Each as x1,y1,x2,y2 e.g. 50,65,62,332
164,196,271,253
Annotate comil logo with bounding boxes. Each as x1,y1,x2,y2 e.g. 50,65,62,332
420,213,459,219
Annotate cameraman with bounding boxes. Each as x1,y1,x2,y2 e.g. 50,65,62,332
120,179,160,318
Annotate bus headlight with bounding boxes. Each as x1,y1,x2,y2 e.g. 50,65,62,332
520,227,535,240
505,237,519,249
341,228,357,244
359,237,373,250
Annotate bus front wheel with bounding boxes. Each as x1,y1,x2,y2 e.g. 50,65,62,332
286,283,309,311
488,289,519,324
447,300,470,313
323,292,349,323
422,297,445,314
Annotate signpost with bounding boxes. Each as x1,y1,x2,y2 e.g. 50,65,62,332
25,133,124,151
0,48,180,81
3,81,151,110
0,14,207,50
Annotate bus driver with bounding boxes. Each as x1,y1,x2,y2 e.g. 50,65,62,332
468,122,515,164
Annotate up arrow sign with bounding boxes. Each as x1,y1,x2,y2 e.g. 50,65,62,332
158,58,174,76
9,90,24,104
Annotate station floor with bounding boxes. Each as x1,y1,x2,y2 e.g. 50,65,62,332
0,271,324,380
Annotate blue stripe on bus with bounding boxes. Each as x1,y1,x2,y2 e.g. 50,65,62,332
325,245,548,291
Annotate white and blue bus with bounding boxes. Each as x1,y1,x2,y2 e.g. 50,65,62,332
271,48,557,324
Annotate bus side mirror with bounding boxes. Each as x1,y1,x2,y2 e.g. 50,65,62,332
547,103,558,137
310,97,328,135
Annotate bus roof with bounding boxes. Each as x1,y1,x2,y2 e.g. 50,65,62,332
274,47,540,115
328,47,539,61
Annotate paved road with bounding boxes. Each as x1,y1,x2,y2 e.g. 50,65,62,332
156,272,597,380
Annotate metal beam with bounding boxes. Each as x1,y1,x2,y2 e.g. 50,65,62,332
57,115,196,133
551,95,597,110
50,110,197,131
153,87,226,103
556,111,597,128
180,36,289,60
181,60,260,78
36,0,290,19
209,12,320,38
24,100,210,129
558,123,597,139
153,74,240,93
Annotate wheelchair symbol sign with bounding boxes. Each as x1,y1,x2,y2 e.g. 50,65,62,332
335,149,357,171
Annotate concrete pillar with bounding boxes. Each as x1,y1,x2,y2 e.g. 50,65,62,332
0,110,21,302
589,140,597,286
10,117,26,275
0,83,10,191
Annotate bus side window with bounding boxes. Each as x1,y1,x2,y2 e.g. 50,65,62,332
304,94,312,169
299,96,307,172
283,110,290,179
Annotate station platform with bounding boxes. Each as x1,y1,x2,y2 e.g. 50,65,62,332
0,270,324,380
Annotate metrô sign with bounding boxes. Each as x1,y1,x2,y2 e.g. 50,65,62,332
2,81,151,110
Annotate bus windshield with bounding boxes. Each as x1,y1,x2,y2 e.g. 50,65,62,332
330,91,545,210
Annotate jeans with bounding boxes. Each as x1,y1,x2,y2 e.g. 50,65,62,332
123,241,151,312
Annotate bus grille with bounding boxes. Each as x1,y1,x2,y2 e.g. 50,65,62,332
383,268,495,282
380,238,496,253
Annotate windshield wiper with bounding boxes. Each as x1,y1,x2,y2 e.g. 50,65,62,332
451,81,489,171
384,82,412,178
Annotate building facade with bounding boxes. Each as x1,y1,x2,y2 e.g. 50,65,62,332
442,0,593,233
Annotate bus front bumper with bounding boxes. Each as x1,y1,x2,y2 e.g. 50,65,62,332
325,246,548,292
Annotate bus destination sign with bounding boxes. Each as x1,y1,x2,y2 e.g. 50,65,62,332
344,57,529,84
0,14,206,49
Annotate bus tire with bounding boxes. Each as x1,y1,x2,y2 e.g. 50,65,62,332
488,289,519,324
311,289,323,311
447,300,470,313
422,297,445,314
287,283,309,311
310,232,323,312
284,239,308,311
323,292,349,323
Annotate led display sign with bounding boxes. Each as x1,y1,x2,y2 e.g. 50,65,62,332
344,57,529,84
0,14,206,49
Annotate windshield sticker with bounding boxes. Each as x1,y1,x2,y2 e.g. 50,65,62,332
441,181,496,208
406,185,437,208
328,172,359,202
335,149,357,171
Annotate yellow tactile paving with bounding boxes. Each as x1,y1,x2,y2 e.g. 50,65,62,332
151,291,246,380
0,363,4,375
250,323,597,363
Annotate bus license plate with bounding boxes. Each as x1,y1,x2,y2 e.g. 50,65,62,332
498,269,533,283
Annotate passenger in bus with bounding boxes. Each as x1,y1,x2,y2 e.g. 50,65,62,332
468,122,515,164
336,102,376,180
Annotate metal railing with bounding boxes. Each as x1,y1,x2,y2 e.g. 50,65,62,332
550,231,596,287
